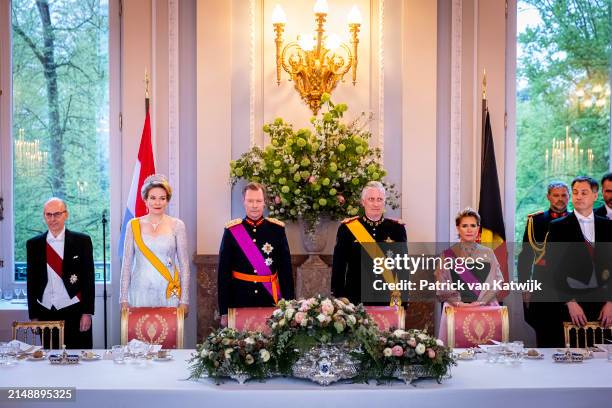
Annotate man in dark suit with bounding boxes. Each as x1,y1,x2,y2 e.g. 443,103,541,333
594,172,612,220
545,177,612,346
26,198,95,349
218,182,294,327
517,181,569,347
331,181,407,305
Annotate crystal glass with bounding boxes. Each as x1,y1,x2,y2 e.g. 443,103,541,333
14,288,21,299
111,345,125,364
509,341,524,363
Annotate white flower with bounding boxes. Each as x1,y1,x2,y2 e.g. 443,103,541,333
417,333,428,341
208,351,216,359
271,322,278,329
278,318,286,327
245,337,255,345
200,349,208,358
259,349,270,363
383,348,393,357
285,308,295,320
245,354,255,365
224,348,233,359
436,339,444,347
300,317,309,327
272,309,284,318
346,315,357,327
316,313,327,323
393,329,406,338
415,344,426,355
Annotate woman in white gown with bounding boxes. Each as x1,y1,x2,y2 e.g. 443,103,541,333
120,174,190,313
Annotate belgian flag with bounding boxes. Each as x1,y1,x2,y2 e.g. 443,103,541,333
478,108,509,300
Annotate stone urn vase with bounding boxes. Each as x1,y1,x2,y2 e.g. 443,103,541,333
296,217,332,298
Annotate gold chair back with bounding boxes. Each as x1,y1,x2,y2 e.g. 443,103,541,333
563,321,611,348
12,321,65,349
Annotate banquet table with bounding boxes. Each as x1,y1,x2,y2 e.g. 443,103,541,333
0,349,611,408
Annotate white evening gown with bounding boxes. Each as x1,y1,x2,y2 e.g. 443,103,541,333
119,217,190,307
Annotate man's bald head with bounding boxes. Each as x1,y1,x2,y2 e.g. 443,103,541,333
43,197,68,236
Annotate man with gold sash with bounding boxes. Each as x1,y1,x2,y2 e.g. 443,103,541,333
331,181,407,305
218,182,295,327
517,181,568,347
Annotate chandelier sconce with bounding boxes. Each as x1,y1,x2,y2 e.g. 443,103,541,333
272,0,362,115
14,128,47,177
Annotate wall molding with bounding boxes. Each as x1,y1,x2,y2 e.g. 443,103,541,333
168,0,180,215
449,0,462,240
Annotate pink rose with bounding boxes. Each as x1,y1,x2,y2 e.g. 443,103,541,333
392,345,404,357
308,176,317,184
427,349,436,359
407,338,417,348
337,195,345,205
295,312,306,325
321,300,334,315
274,195,281,204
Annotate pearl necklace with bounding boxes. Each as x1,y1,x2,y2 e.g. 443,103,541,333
149,215,164,231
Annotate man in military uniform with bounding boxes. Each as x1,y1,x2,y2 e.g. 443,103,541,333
517,181,569,347
331,181,407,305
218,182,295,327
594,172,612,219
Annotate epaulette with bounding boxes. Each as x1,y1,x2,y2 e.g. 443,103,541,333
528,210,544,218
266,217,285,227
341,216,359,224
225,218,243,228
387,218,405,225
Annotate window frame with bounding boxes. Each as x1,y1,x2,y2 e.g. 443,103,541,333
0,0,121,295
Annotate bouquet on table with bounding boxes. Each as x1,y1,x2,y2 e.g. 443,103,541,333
268,295,381,375
358,328,455,383
188,328,275,384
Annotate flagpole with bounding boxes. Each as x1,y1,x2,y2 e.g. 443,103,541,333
481,68,488,172
144,69,150,113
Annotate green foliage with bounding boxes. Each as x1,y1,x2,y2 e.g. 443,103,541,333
515,0,610,246
11,0,110,272
229,97,400,230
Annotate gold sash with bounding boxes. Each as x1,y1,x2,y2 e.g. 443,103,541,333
131,219,181,300
345,219,402,306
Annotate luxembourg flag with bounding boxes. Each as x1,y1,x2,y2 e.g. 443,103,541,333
118,109,156,259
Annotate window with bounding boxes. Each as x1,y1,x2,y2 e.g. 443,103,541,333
515,0,611,242
10,0,110,283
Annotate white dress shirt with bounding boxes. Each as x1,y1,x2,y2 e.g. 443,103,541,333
39,228,80,310
567,211,597,289
574,211,595,243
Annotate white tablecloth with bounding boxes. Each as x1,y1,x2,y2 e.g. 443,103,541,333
1,349,611,408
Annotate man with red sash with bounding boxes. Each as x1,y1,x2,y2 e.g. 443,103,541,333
545,176,612,346
218,182,294,327
26,198,95,349
331,181,407,305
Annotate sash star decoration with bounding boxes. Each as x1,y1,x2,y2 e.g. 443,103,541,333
262,243,274,255
70,274,78,284
265,258,273,267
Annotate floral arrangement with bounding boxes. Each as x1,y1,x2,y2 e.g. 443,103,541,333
229,95,400,229
268,295,381,374
188,297,455,384
188,328,275,383
359,328,456,383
